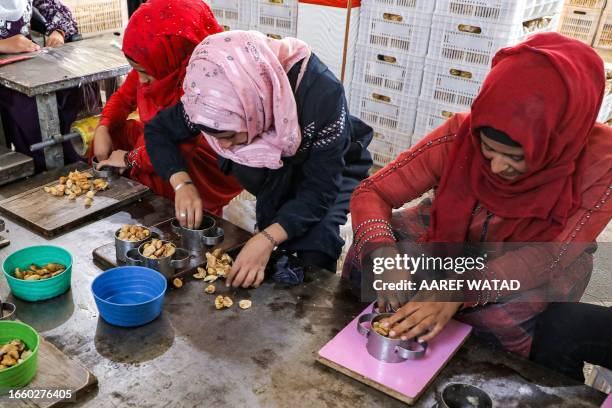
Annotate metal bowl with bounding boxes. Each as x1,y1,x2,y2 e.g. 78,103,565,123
0,302,16,320
439,383,493,408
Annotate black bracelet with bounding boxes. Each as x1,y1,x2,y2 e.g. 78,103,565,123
123,151,133,170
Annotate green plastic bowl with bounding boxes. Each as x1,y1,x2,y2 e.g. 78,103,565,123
0,321,39,394
2,246,72,302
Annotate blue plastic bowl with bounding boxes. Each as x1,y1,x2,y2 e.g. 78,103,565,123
91,266,167,327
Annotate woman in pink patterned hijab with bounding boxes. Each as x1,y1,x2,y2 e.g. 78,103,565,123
182,30,310,169
145,30,373,289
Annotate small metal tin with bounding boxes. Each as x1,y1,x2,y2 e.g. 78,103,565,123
114,227,156,263
357,312,427,363
171,217,220,254
0,302,17,321
126,241,191,279
92,157,120,181
438,383,493,408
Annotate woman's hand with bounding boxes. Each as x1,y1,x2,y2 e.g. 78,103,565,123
226,234,273,288
93,125,113,161
96,150,127,172
226,224,287,288
366,246,412,313
381,299,462,343
170,172,202,229
0,35,40,54
46,31,65,48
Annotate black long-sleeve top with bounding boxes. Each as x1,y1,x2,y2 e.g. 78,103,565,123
145,54,373,246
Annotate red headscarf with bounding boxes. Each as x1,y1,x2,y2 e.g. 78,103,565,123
121,0,223,110
428,33,606,243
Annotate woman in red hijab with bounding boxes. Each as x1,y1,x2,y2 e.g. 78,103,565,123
345,33,612,379
93,0,241,215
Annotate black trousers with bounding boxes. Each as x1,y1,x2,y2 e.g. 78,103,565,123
530,302,612,381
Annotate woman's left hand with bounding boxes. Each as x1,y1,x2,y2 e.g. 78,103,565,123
46,31,65,48
226,234,273,288
381,300,462,343
96,150,127,173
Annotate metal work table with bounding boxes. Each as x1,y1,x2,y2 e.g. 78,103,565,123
0,35,129,170
0,172,607,407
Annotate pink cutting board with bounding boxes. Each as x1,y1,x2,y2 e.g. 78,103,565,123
316,304,472,405
602,394,612,408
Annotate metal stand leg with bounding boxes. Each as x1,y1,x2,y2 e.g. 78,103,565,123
35,92,64,170
0,113,6,148
104,77,119,101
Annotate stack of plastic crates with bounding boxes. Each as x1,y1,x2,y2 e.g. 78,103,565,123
63,0,128,38
250,0,299,39
593,1,612,49
597,69,612,123
207,0,250,31
558,0,606,45
350,0,435,166
414,0,563,142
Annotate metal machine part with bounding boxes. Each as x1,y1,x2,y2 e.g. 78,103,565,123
0,146,35,186
0,217,8,248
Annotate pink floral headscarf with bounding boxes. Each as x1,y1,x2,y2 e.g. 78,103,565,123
182,30,311,169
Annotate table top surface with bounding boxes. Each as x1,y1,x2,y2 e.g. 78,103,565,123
0,166,606,408
0,35,129,97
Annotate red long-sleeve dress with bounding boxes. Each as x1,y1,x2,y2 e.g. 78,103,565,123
98,71,242,215
347,113,612,357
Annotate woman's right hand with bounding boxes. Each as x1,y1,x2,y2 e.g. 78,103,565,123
171,172,203,229
366,246,412,312
0,35,40,54
93,125,113,161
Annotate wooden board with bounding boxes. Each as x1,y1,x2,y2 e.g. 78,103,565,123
316,355,418,405
92,215,252,280
316,306,472,405
2,336,97,407
0,172,149,237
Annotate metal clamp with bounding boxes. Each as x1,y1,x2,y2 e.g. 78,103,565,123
395,339,427,360
357,313,378,336
170,248,191,269
92,157,120,180
203,227,224,246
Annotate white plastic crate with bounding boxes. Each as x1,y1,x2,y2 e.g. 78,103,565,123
435,0,563,23
367,126,414,167
565,0,606,9
349,85,418,134
593,8,612,48
357,4,433,56
597,91,612,122
208,0,250,31
586,365,612,394
428,13,559,68
64,0,127,38
364,0,436,13
557,5,602,44
414,97,466,143
352,45,425,96
420,58,489,108
251,0,298,38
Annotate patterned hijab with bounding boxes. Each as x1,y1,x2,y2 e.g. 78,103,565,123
0,0,27,21
182,30,311,169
